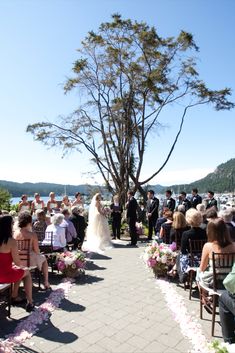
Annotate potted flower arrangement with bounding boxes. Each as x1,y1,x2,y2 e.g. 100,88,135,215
56,250,86,278
142,241,177,277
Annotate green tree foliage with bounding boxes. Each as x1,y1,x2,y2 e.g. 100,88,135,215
0,188,12,211
27,14,234,202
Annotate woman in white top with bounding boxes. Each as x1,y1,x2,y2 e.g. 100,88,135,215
18,195,30,213
43,213,66,250
46,192,58,214
31,193,45,214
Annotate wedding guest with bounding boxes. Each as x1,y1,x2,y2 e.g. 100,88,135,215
196,203,207,229
191,188,202,208
177,204,186,215
177,208,207,283
206,191,218,210
46,192,58,214
219,290,235,344
32,209,47,241
110,195,123,240
31,193,45,214
126,191,138,246
170,211,190,248
0,215,34,312
159,210,173,244
43,213,66,250
61,208,78,245
72,192,84,208
137,201,147,225
197,218,235,288
18,195,30,213
205,207,218,221
155,208,169,235
146,190,159,241
218,208,235,241
60,195,71,210
14,211,50,290
69,206,87,247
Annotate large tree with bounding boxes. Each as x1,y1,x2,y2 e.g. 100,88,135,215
27,14,234,202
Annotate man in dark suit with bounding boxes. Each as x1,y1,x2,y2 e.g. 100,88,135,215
162,190,175,213
178,191,191,212
191,188,202,208
146,190,159,241
70,206,87,248
126,191,138,246
206,191,218,210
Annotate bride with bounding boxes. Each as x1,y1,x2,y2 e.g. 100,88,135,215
82,193,113,254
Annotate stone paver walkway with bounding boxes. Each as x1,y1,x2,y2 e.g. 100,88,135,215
0,240,222,352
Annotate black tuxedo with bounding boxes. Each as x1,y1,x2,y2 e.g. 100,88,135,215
126,197,138,245
206,198,218,210
191,194,202,208
162,197,175,212
69,214,87,245
146,197,159,240
110,203,123,239
179,198,191,212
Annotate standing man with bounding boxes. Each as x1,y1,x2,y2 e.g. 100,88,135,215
162,190,175,213
206,191,218,210
126,191,138,246
178,191,191,212
191,188,202,208
146,190,159,241
110,195,123,240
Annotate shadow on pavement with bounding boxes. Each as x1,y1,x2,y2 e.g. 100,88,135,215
85,261,106,271
35,319,78,344
60,298,85,312
87,253,112,260
78,273,104,286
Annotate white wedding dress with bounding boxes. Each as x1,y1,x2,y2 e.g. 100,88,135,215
82,196,113,254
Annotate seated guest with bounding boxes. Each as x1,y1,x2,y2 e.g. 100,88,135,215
43,213,66,250
197,218,235,288
18,195,30,213
170,211,190,248
61,208,78,246
60,195,71,210
218,208,235,241
196,203,207,229
31,193,45,214
205,207,218,222
46,192,58,214
177,204,186,215
219,290,235,344
155,208,169,236
0,215,34,312
32,209,47,241
14,211,50,290
70,206,87,247
177,208,207,283
159,210,173,244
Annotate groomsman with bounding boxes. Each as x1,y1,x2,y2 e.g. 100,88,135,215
126,191,138,246
178,191,191,212
162,190,175,213
146,190,159,241
191,188,202,208
206,191,218,210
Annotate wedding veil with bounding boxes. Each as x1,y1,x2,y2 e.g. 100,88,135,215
88,193,100,224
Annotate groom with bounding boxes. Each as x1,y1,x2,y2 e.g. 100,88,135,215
146,190,159,241
126,190,138,246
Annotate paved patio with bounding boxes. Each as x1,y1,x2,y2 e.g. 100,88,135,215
0,239,223,353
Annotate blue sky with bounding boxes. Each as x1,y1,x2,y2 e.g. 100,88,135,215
0,0,234,187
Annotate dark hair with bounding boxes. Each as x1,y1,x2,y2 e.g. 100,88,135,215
128,190,135,196
165,189,172,195
0,215,13,246
18,211,32,228
180,191,186,197
75,192,81,198
208,190,214,196
206,207,217,219
61,208,70,216
192,188,198,194
207,218,232,248
148,190,155,195
21,194,27,200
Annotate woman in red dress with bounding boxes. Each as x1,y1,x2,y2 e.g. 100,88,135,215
0,215,34,312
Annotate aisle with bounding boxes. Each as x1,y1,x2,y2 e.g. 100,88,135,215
21,242,191,352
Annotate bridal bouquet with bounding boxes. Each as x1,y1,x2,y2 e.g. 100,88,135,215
56,250,86,278
142,241,177,277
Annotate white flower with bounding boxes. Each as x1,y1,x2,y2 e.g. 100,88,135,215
161,255,167,264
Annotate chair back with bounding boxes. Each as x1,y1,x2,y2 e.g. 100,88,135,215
16,239,31,267
39,231,54,253
212,252,235,290
174,230,182,250
189,238,207,267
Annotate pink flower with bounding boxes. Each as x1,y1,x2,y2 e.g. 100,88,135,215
57,261,66,271
147,258,157,268
169,242,177,251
